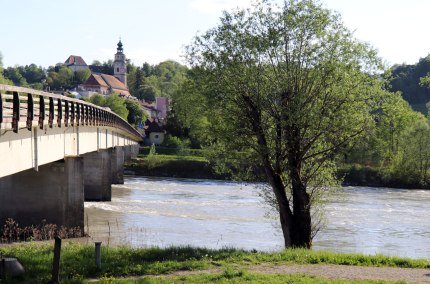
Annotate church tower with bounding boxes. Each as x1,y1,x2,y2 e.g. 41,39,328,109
113,40,127,86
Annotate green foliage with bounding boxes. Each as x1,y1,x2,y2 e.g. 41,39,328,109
105,93,129,120
389,56,430,107
87,93,129,120
138,84,158,101
125,99,148,125
140,146,206,156
3,66,28,86
46,65,74,90
127,154,221,179
73,68,91,84
127,60,188,101
91,59,114,75
149,143,157,156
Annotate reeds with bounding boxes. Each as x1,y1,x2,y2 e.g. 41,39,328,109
0,218,84,243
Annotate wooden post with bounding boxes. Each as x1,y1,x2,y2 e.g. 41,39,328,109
50,237,62,284
0,257,5,279
95,242,102,270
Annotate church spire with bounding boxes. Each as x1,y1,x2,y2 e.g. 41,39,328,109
117,39,123,53
114,39,127,86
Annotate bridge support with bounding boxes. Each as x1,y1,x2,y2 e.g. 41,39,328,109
83,150,112,201
123,145,132,162
0,157,84,229
131,144,140,158
111,147,124,184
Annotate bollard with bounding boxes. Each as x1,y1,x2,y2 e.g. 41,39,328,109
0,257,5,280
95,242,102,270
51,236,62,284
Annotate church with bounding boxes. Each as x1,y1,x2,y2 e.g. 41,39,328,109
66,40,131,97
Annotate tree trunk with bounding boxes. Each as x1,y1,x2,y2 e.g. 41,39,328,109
265,170,293,247
287,125,312,248
290,167,312,248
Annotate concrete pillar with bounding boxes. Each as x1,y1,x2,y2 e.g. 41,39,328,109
123,145,132,162
131,144,140,158
83,150,112,201
0,157,84,229
111,147,124,184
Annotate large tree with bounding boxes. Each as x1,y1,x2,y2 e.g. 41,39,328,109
187,0,385,248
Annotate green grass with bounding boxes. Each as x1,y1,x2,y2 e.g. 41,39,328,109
141,154,208,162
125,154,228,179
139,146,207,157
0,243,428,283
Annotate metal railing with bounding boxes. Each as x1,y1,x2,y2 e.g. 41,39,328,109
0,84,142,141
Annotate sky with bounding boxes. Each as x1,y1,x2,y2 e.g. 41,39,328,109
1,0,430,68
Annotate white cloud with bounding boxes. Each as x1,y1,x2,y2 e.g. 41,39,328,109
189,0,252,15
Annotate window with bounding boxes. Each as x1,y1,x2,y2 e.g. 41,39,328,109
155,135,159,139
116,68,119,72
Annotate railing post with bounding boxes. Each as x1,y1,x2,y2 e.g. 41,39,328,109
81,104,85,126
49,97,54,128
12,91,20,133
0,93,3,127
57,99,62,128
85,105,89,126
39,96,45,130
64,100,69,127
76,104,80,126
27,93,34,131
70,102,75,127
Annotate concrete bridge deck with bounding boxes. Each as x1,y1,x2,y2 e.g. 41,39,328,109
0,84,142,230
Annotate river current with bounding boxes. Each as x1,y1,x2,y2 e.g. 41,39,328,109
84,176,430,259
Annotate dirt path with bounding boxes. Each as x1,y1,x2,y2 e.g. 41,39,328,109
108,264,430,283
249,264,430,283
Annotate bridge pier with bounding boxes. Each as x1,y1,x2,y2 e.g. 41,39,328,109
131,144,140,158
111,147,124,184
123,145,132,162
83,149,112,201
0,157,84,229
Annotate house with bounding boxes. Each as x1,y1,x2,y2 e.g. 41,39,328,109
144,119,165,145
81,73,131,97
140,97,169,123
64,55,88,72
66,40,131,98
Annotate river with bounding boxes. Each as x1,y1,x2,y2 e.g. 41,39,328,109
84,176,430,259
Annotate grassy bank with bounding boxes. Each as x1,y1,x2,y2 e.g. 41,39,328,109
125,153,229,180
0,243,429,283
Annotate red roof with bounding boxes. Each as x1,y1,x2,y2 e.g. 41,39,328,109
65,55,87,66
83,73,130,97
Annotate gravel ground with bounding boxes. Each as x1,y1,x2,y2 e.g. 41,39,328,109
249,264,430,283
142,264,430,283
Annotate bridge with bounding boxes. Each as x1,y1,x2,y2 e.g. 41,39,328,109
0,84,142,230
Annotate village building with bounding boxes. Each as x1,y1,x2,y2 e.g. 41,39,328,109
64,40,169,144
144,118,165,145
64,40,131,98
64,55,88,72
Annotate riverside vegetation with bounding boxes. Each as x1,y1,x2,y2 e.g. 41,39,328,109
125,146,429,189
1,242,429,283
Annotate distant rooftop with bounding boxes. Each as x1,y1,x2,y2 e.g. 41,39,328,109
65,55,87,66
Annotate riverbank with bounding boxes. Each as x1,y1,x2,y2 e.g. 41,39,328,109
1,242,429,283
125,149,430,189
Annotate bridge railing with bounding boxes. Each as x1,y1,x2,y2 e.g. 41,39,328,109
0,84,142,141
